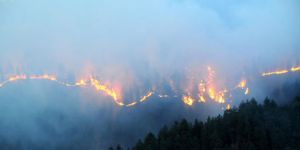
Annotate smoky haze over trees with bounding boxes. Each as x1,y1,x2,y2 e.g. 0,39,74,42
0,76,299,150
0,0,300,150
111,96,300,150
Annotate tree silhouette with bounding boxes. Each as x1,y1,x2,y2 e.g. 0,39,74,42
112,97,300,150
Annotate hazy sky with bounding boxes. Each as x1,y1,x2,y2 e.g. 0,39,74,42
1,0,299,78
0,0,300,149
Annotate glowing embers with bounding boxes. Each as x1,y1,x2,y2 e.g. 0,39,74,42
198,80,206,103
226,104,231,110
235,79,249,95
237,79,247,89
182,95,194,106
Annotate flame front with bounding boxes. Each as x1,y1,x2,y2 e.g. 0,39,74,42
0,63,298,108
291,66,300,72
90,78,120,102
30,74,57,81
75,79,87,86
262,65,300,77
262,70,289,76
9,74,27,81
139,91,154,102
126,101,137,107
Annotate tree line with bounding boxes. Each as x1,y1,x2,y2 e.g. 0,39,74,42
109,97,300,150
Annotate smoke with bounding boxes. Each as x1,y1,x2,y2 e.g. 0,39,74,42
0,0,300,149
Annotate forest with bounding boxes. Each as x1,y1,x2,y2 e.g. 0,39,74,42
109,97,300,150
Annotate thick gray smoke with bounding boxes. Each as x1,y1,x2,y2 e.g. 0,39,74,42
0,0,300,149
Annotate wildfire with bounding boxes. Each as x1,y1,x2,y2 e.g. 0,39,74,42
115,101,125,106
181,66,231,105
215,90,227,103
90,78,119,101
245,88,249,95
139,91,154,102
126,101,137,107
237,79,247,89
207,66,216,100
291,66,300,72
262,65,300,77
1,63,297,109
199,96,206,103
198,80,206,102
75,79,87,86
206,67,228,103
226,104,231,110
29,74,57,81
8,75,27,81
208,88,215,100
182,95,194,106
262,70,289,76
0,74,60,89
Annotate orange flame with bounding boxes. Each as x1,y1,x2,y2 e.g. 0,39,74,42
262,69,289,76
182,95,194,106
75,79,87,86
262,65,300,77
207,66,216,100
237,79,247,89
199,96,206,103
198,80,206,103
291,66,300,72
139,91,154,102
207,88,215,100
245,88,249,95
90,78,120,102
8,74,27,81
226,104,231,110
215,90,226,103
126,101,137,107
29,74,57,81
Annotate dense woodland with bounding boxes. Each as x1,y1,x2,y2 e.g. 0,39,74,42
109,97,300,150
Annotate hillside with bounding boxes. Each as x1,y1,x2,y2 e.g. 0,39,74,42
110,97,300,150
